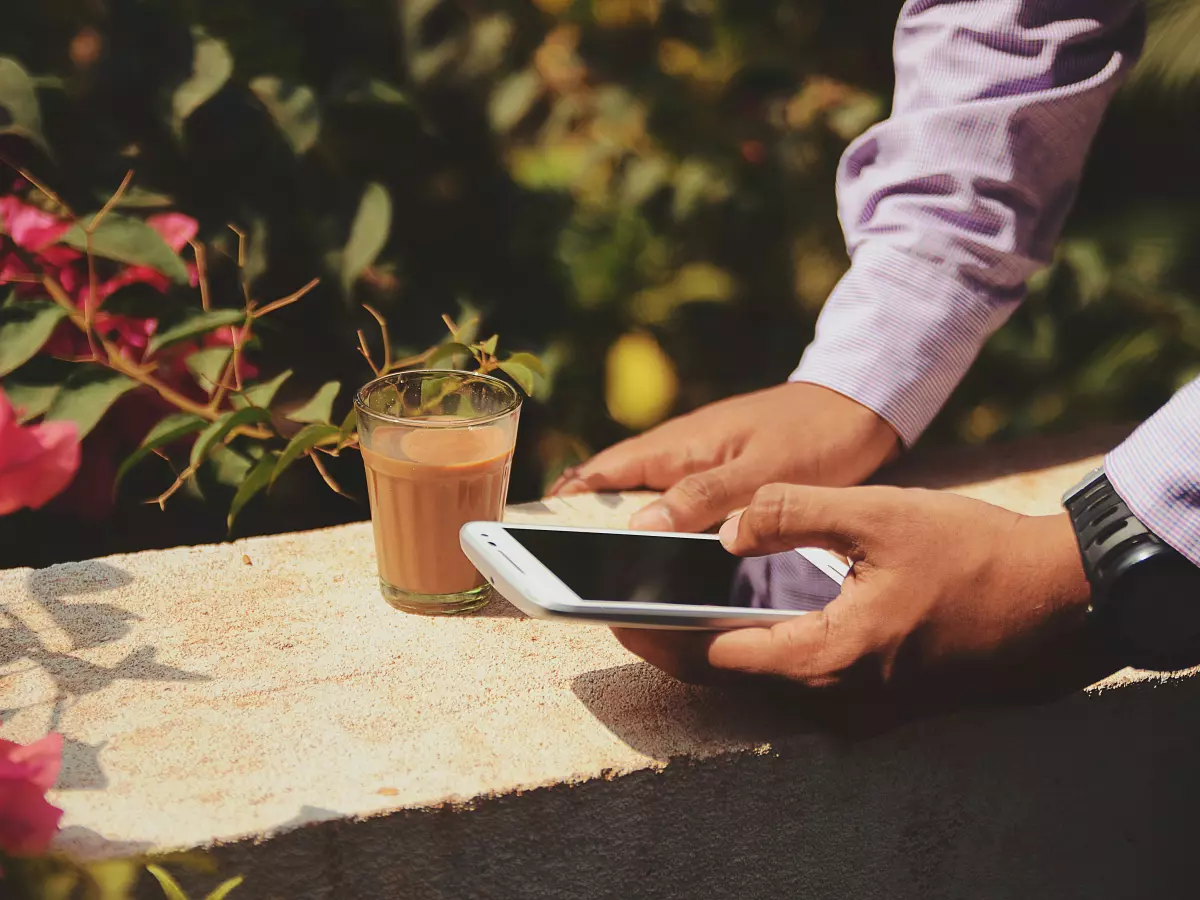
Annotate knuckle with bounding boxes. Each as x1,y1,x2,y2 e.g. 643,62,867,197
749,483,795,546
676,471,723,509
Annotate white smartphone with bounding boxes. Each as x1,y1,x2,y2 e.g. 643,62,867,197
460,522,849,629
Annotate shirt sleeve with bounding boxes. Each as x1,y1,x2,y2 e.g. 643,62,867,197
1106,378,1200,567
791,0,1145,445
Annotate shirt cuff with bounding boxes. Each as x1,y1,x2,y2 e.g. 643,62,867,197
790,243,1022,446
1105,378,1200,568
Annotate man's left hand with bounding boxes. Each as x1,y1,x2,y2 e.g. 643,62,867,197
613,484,1122,721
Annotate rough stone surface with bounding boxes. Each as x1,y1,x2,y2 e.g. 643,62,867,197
2,426,1196,899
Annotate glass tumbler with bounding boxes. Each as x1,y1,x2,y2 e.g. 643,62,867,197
355,370,521,614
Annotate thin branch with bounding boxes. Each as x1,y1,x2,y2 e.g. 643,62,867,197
252,277,320,318
356,329,381,376
310,451,350,497
208,350,239,410
231,317,248,391
389,346,437,370
0,156,75,218
190,240,211,311
84,232,100,358
229,225,253,308
229,225,246,268
87,170,133,233
441,313,458,334
362,303,392,372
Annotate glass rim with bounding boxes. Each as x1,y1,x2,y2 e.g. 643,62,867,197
354,369,522,428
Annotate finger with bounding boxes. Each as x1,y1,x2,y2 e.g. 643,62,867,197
550,433,683,497
629,462,753,533
719,483,896,560
704,609,834,681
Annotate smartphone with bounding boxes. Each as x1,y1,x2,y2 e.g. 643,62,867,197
460,522,849,629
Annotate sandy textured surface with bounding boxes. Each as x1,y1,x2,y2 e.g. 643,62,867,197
0,430,1174,860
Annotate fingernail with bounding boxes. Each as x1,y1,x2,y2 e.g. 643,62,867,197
718,513,742,549
630,505,673,532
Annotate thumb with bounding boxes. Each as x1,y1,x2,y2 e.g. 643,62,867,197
719,483,892,560
629,462,755,533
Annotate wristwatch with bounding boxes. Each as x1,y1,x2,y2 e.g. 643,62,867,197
1062,467,1200,671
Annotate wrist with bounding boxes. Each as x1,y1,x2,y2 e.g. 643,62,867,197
786,381,902,467
1019,512,1094,615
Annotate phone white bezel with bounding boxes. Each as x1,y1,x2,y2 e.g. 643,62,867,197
460,521,848,630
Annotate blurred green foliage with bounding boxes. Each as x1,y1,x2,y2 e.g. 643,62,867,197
1,0,1198,563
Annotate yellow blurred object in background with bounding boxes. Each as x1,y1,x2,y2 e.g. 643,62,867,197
605,331,678,430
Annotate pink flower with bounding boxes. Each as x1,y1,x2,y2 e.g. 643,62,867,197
0,196,72,251
146,212,198,253
0,389,81,516
0,729,64,857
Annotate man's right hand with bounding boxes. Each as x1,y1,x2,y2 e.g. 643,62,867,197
549,382,901,533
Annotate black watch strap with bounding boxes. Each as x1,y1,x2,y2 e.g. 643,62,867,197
1062,469,1170,601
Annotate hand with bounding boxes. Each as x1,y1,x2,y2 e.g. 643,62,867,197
550,382,900,533
613,484,1117,722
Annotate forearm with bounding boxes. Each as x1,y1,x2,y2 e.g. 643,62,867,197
1106,378,1200,567
794,0,1145,445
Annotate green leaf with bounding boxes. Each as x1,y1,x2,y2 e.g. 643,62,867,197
339,406,358,438
146,309,245,356
206,876,245,900
498,360,538,396
145,865,189,900
228,453,277,529
0,296,68,377
0,56,48,151
622,156,671,207
85,859,140,900
502,351,546,377
426,342,472,369
191,406,272,470
186,347,232,394
46,366,137,438
476,334,499,356
333,78,411,107
341,183,392,294
3,379,60,423
286,381,340,424
489,69,542,132
62,214,190,285
232,369,292,410
206,444,253,490
250,76,321,155
2,355,71,422
115,412,207,490
420,373,453,410
172,29,233,135
272,423,340,487
112,186,175,209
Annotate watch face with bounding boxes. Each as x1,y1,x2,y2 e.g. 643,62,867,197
1108,555,1200,671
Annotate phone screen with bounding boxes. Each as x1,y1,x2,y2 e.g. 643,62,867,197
502,528,842,611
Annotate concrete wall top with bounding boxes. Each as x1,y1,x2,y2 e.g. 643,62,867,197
0,426,1178,862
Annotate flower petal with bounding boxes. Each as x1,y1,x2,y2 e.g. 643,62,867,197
146,213,199,252
0,779,64,856
0,391,82,516
6,732,63,792
0,197,71,250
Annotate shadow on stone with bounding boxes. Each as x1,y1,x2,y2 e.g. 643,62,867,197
58,733,110,791
55,825,155,860
570,662,820,761
465,591,527,619
25,561,140,651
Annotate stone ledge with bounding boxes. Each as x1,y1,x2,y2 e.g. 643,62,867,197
2,428,1196,899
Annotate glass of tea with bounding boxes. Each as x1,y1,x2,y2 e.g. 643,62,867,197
355,370,521,614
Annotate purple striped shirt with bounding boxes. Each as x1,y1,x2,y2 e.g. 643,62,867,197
791,0,1200,566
